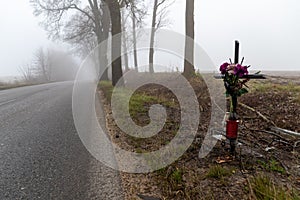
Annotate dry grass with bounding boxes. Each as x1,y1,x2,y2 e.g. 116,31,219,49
206,165,232,179
0,81,40,90
250,174,300,200
249,81,300,103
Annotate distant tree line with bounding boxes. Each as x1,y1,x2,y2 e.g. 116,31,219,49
19,47,78,83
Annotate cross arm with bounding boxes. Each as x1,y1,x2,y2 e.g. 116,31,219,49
214,74,266,79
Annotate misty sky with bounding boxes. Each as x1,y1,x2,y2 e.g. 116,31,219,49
0,0,300,77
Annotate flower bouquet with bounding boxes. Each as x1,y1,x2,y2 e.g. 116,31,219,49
220,62,250,119
219,60,251,139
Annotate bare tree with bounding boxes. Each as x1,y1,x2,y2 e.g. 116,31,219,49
104,0,124,86
118,0,146,72
128,0,146,71
33,47,51,82
63,9,98,57
183,0,195,78
130,0,139,71
30,0,121,82
19,64,35,83
149,0,173,73
121,8,130,72
21,47,78,83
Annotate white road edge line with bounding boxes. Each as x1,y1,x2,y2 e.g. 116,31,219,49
0,99,17,106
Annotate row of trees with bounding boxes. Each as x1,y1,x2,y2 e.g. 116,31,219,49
19,47,78,83
30,0,196,85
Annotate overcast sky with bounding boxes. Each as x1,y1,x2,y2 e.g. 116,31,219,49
0,0,299,77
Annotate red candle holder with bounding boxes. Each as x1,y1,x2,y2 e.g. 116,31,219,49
226,120,239,139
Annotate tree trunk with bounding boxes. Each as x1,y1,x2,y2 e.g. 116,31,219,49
183,0,195,78
131,0,138,71
89,0,109,81
100,3,110,81
46,50,52,81
97,31,109,81
104,0,124,86
149,0,158,74
121,9,129,72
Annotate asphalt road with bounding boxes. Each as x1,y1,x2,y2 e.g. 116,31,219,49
0,82,124,200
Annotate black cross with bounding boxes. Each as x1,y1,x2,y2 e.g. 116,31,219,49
214,41,266,80
214,41,266,153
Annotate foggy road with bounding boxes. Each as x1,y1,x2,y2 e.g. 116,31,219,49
0,82,123,199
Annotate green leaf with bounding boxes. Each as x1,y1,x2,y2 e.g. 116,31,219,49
255,71,261,75
238,88,248,96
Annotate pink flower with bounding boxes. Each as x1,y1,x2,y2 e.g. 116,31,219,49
227,64,235,70
219,62,229,74
228,70,235,75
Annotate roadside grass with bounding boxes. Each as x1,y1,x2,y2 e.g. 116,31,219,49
0,80,52,91
206,165,232,179
98,81,114,102
250,174,300,200
156,166,185,193
250,81,300,103
98,81,176,119
0,82,34,90
168,168,184,191
170,168,183,184
99,80,178,151
257,159,285,174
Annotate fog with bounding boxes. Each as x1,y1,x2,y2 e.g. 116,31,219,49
0,0,300,79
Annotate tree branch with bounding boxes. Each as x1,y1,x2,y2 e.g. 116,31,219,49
156,0,167,8
37,1,96,24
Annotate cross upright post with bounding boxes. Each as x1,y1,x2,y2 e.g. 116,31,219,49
234,40,239,64
230,40,240,120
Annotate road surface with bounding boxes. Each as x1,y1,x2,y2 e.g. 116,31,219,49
0,82,124,199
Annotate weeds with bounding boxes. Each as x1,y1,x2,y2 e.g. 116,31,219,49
206,165,232,179
170,168,183,184
257,159,285,174
167,168,184,191
250,174,299,200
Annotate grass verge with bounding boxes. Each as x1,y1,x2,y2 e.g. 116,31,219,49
98,81,175,119
0,83,34,90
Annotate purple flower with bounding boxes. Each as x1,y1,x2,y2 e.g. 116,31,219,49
234,64,242,76
219,62,229,74
234,64,248,77
242,66,249,76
